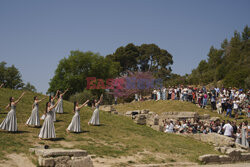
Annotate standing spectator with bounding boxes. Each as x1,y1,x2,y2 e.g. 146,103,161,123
211,94,216,110
202,93,208,109
241,121,249,148
135,93,138,102
223,120,233,137
114,96,117,105
162,87,166,100
226,100,233,117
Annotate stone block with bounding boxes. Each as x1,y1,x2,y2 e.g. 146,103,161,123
68,156,94,167
241,153,250,161
198,154,220,164
38,156,55,167
35,148,88,158
219,155,231,163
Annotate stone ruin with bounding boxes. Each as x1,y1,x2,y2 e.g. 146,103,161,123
29,148,93,167
124,109,250,164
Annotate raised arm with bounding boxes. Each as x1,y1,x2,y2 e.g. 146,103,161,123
49,98,60,110
14,92,25,104
78,100,90,109
61,88,69,97
97,94,103,105
5,104,10,110
36,97,46,103
53,90,59,101
0,83,4,88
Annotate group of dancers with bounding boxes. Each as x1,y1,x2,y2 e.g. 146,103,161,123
0,86,103,140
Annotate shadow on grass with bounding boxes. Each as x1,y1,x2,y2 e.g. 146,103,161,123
51,137,65,141
0,130,31,134
55,119,63,122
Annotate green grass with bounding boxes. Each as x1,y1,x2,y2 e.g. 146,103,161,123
114,100,248,121
0,88,218,164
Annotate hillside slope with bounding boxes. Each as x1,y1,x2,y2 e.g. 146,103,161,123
0,88,218,166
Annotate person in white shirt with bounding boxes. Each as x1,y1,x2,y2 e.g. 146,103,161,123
165,120,174,133
223,121,233,137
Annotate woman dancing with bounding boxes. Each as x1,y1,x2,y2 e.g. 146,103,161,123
0,92,25,132
55,89,68,114
38,98,60,140
88,94,103,126
40,91,59,121
66,100,89,133
26,96,46,127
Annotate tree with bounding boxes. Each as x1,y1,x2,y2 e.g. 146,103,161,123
0,61,24,89
48,51,120,99
107,43,173,80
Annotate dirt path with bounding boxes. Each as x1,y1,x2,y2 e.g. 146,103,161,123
0,153,35,167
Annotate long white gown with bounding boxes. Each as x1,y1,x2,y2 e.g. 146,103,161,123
26,102,40,126
89,105,100,125
38,109,56,139
50,100,56,121
0,104,17,132
55,97,63,114
67,108,81,132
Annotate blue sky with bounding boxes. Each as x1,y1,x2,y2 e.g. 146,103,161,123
0,0,249,93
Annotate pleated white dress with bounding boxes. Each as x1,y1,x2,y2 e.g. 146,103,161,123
50,100,56,121
26,102,40,126
89,105,100,125
67,108,81,132
0,104,17,132
55,97,63,114
38,109,56,139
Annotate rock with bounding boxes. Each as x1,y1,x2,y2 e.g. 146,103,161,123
68,157,94,167
220,147,230,154
146,116,159,126
125,111,133,115
38,156,55,167
241,153,250,161
135,114,147,125
198,154,220,164
35,148,88,158
210,117,220,121
160,112,198,120
200,114,210,120
99,105,115,112
54,156,70,164
219,155,231,163
191,133,235,147
141,109,149,114
235,143,249,150
225,148,242,161
148,112,155,115
113,111,118,114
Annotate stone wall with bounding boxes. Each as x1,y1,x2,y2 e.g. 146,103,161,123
29,148,93,167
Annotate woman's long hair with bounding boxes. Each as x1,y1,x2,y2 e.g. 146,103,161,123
45,102,49,113
73,101,77,112
9,97,12,107
34,96,37,101
49,95,51,103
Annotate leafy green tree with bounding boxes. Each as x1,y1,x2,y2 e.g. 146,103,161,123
107,43,173,80
48,51,120,99
0,61,24,89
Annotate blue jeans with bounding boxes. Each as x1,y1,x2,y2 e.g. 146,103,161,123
226,109,232,117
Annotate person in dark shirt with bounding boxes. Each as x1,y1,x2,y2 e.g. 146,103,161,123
226,100,233,117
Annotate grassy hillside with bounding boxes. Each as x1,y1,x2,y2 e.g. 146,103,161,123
114,100,222,117
0,88,218,166
114,100,249,122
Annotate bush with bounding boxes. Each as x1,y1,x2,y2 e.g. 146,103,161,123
69,90,115,106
